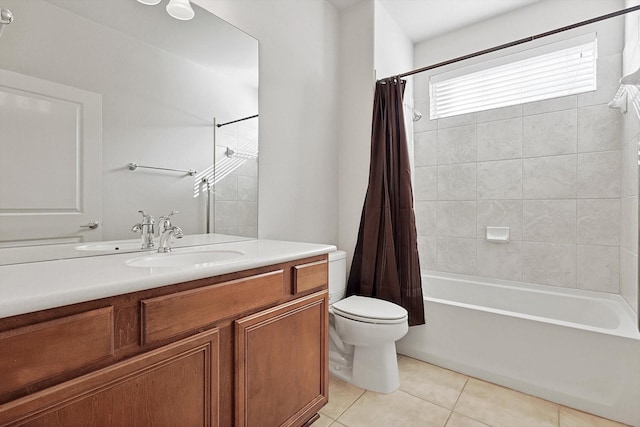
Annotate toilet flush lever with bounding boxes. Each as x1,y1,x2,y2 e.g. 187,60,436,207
80,220,100,230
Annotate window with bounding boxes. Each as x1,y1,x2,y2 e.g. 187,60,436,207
429,34,597,120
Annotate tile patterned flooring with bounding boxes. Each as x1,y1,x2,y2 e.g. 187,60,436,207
312,355,630,427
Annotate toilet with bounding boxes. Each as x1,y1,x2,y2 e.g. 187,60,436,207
328,250,409,393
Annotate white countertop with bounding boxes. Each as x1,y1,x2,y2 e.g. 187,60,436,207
0,238,336,319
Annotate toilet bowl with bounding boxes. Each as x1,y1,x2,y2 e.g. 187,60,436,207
328,251,409,393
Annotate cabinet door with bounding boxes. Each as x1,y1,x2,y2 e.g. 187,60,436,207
0,329,219,427
235,291,328,427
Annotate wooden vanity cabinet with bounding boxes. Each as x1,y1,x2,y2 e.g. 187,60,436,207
236,292,328,427
0,254,329,427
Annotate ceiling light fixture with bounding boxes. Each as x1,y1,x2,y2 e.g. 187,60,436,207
137,0,194,21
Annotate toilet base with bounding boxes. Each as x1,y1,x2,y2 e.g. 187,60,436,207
329,340,401,394
351,342,400,393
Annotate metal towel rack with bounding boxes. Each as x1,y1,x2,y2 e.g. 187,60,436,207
128,162,196,176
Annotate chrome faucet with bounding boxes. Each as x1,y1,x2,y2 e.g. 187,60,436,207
157,226,184,253
131,210,155,249
156,210,178,238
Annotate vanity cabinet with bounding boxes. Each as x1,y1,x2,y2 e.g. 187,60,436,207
236,292,328,427
0,329,220,427
0,254,329,427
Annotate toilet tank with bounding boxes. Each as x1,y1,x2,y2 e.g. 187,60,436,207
328,250,347,305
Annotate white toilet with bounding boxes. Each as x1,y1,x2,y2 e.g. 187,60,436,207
328,250,409,393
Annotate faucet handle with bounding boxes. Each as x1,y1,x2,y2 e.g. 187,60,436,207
138,210,154,223
159,210,179,220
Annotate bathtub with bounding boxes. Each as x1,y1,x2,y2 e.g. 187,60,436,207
396,271,640,426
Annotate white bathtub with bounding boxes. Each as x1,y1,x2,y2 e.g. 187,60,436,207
396,271,640,426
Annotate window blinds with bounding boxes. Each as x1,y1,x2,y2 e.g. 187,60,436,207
429,34,597,120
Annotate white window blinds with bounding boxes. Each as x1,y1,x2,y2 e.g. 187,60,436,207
429,34,597,120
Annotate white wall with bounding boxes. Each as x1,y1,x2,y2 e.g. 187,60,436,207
196,0,340,246
337,0,375,268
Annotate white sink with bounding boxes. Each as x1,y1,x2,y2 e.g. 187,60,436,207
126,249,244,268
76,241,144,251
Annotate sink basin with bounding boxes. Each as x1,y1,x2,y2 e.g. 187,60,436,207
126,249,244,268
76,241,144,251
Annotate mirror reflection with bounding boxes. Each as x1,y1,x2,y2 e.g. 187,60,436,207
0,0,259,264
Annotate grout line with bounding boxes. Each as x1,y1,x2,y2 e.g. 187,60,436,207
332,388,367,424
452,377,469,411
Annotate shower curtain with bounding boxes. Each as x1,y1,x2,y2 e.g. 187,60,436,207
346,77,425,326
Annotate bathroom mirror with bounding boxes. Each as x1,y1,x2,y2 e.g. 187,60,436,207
0,0,259,263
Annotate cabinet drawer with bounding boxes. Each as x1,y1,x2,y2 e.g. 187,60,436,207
293,260,328,294
142,270,284,345
0,307,114,396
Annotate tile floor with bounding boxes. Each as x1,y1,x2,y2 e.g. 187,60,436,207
312,355,630,427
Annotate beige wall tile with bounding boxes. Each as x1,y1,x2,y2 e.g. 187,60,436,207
477,159,523,199
523,200,577,244
417,236,438,270
476,240,523,281
522,242,577,287
577,104,623,153
523,109,577,157
438,163,477,200
621,138,639,198
577,150,621,198
437,237,477,275
415,166,438,201
620,196,639,253
415,130,438,166
523,155,576,199
476,104,523,123
476,117,523,161
415,201,437,236
437,125,477,164
438,112,476,129
523,95,577,116
477,200,523,240
577,245,620,293
437,201,477,238
620,249,638,313
577,199,621,246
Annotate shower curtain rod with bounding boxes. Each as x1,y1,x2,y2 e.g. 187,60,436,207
216,114,259,128
384,5,640,81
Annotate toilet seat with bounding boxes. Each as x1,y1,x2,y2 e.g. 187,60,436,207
332,295,408,325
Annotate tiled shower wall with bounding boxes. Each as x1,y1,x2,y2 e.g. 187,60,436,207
620,3,639,313
213,121,259,238
413,52,629,294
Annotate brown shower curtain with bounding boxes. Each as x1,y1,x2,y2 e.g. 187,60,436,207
346,77,425,326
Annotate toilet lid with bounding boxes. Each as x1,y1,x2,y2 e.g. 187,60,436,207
332,296,408,324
